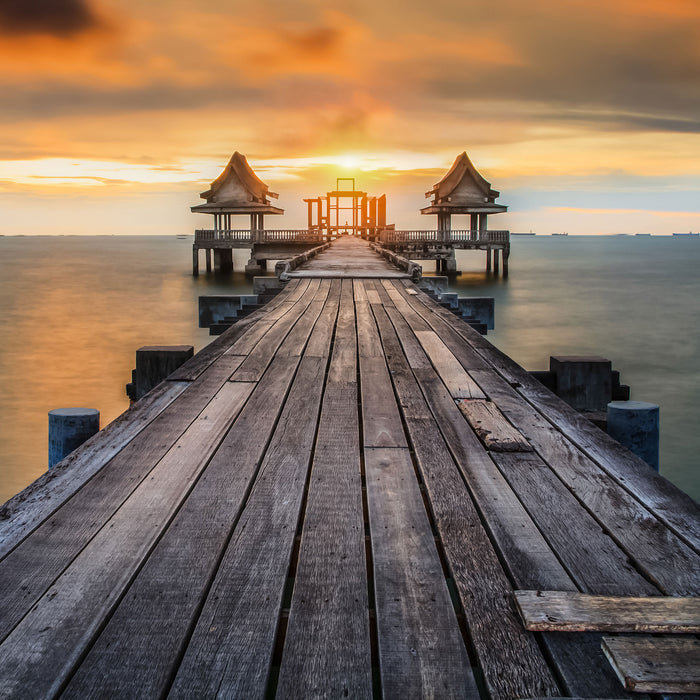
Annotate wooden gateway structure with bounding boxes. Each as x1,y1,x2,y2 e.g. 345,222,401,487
380,152,510,275
303,177,388,239
1,237,700,697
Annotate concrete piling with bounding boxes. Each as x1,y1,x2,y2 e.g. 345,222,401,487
49,408,100,469
607,401,660,471
126,345,194,401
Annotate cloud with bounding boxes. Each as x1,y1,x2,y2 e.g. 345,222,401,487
0,0,100,36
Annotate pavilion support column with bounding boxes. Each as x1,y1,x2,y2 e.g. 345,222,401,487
503,245,510,278
486,247,492,272
192,246,199,276
205,248,212,273
479,213,488,240
494,248,500,275
471,213,479,240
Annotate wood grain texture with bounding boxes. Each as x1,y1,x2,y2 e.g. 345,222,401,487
406,277,700,556
493,452,658,597
602,637,700,693
169,279,304,380
516,591,700,633
378,300,638,697
0,379,188,559
230,279,321,380
167,284,342,699
391,281,490,370
365,447,478,699
0,379,254,698
0,354,244,643
456,398,534,452
277,283,372,699
414,330,486,399
372,306,561,699
469,368,700,597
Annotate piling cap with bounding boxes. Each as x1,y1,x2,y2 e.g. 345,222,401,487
49,408,100,417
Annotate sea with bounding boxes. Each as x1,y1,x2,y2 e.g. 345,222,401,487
1,234,698,506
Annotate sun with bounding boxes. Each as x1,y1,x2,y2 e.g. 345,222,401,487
339,155,360,169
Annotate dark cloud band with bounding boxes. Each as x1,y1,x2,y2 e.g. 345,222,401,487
0,0,98,36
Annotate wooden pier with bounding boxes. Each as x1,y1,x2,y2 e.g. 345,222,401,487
1,239,699,698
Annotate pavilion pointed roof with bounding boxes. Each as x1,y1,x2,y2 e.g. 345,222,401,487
191,152,284,215
421,152,507,215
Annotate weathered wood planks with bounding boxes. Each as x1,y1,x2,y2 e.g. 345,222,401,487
456,398,533,452
2,263,699,700
516,590,700,633
602,636,700,693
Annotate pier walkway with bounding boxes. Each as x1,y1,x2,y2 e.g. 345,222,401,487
1,248,700,697
288,235,409,278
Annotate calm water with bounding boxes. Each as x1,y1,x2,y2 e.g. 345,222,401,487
0,234,698,505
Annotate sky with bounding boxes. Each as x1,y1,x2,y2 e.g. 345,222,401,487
0,0,699,235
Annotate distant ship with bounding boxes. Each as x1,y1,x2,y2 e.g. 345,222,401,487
552,232,569,236
672,232,699,237
511,232,536,236
635,233,652,236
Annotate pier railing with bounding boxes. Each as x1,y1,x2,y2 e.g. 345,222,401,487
379,229,510,244
195,230,325,244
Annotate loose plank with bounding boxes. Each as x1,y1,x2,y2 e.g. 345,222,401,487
414,330,485,399
0,379,255,697
277,279,372,699
0,378,188,559
0,354,244,642
602,637,700,693
456,398,533,452
516,591,700,633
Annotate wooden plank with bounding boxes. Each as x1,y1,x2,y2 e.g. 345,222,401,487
470,368,700,597
377,303,637,697
371,305,560,699
356,282,407,449
169,279,304,380
404,280,700,556
304,280,341,358
495,452,658,597
0,353,244,642
516,591,700,633
414,330,486,399
602,637,700,693
365,447,479,699
63,352,311,699
0,379,255,697
164,283,341,699
456,398,534,452
391,281,490,370
498,364,700,555
277,281,372,699
353,277,368,302
0,378,188,559
230,279,321,380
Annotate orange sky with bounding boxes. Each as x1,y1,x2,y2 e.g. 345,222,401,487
0,0,699,234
